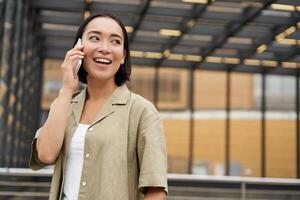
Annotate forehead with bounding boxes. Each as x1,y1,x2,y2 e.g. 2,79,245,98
83,17,124,39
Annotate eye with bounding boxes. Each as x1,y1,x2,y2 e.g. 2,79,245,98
89,35,99,41
112,39,121,45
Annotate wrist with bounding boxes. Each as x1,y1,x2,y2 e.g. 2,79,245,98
59,87,74,99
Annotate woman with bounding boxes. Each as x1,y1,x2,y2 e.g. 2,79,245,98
29,13,168,200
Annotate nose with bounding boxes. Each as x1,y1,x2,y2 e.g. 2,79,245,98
97,41,111,54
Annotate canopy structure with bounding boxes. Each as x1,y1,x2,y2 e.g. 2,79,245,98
32,0,300,75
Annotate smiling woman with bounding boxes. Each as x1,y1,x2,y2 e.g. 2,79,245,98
29,13,168,200
79,17,126,86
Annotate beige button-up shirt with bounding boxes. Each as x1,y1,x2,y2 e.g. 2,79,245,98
29,84,168,200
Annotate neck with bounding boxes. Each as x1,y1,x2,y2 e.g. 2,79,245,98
86,78,117,101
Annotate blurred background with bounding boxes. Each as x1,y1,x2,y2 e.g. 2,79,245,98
0,0,300,199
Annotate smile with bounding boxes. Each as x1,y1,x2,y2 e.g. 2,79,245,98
93,57,112,65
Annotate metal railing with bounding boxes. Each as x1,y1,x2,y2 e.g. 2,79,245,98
1,168,300,200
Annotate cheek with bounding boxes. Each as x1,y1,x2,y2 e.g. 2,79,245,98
82,45,94,55
82,40,98,53
115,48,125,60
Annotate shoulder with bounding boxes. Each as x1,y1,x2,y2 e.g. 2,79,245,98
128,91,160,124
130,91,158,114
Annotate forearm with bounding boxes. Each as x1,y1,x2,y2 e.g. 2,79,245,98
143,187,166,200
36,88,73,164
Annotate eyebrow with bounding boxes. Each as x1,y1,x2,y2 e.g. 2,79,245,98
87,30,123,40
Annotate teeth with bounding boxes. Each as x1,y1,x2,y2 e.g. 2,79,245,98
94,58,111,64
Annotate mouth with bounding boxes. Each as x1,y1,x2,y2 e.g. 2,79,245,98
93,57,112,65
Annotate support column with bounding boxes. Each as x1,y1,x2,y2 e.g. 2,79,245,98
14,1,29,167
0,0,6,63
20,7,34,166
153,66,159,108
296,67,299,178
18,7,42,167
4,0,23,167
225,70,231,175
188,68,195,174
0,0,16,167
261,72,266,177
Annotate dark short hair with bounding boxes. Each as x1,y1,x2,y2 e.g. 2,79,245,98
73,13,131,86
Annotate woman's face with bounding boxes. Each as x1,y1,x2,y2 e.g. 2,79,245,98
81,17,125,84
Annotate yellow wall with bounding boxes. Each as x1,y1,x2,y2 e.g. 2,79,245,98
194,71,226,109
230,73,254,109
163,120,190,173
230,120,261,177
164,119,296,178
193,120,226,175
266,120,296,178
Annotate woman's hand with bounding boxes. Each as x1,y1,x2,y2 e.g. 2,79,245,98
143,187,166,200
61,43,85,92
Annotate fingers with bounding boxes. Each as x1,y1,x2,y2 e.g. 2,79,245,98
70,55,84,68
61,53,84,70
66,49,85,57
70,54,84,60
74,44,84,50
62,46,85,71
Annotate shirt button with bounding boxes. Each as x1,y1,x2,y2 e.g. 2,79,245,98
82,181,87,186
85,153,90,158
88,127,93,131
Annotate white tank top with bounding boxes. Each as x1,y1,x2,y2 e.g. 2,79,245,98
62,123,90,200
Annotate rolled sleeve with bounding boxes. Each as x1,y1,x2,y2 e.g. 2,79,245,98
137,106,168,195
29,128,47,170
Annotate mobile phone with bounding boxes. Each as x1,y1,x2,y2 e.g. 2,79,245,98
75,38,82,74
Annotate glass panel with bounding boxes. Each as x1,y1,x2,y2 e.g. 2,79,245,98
266,75,296,178
41,59,63,110
158,68,188,110
163,119,190,173
229,73,261,177
266,75,296,111
159,68,189,173
193,70,226,175
128,66,155,104
230,72,255,110
194,120,226,175
194,70,226,109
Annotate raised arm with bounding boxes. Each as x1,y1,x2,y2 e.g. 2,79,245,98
36,44,84,164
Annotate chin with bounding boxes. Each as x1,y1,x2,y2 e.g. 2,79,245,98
90,73,115,82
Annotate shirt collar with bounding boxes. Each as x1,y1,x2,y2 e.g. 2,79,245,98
70,84,130,125
71,84,130,105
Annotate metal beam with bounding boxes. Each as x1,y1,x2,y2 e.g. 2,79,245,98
0,0,16,167
234,15,300,71
4,0,23,167
91,1,139,14
297,67,300,178
38,14,83,26
31,0,84,12
11,1,27,167
192,0,276,70
40,29,76,38
129,0,152,44
225,70,231,176
261,71,266,177
0,0,5,63
154,2,211,68
187,68,195,174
